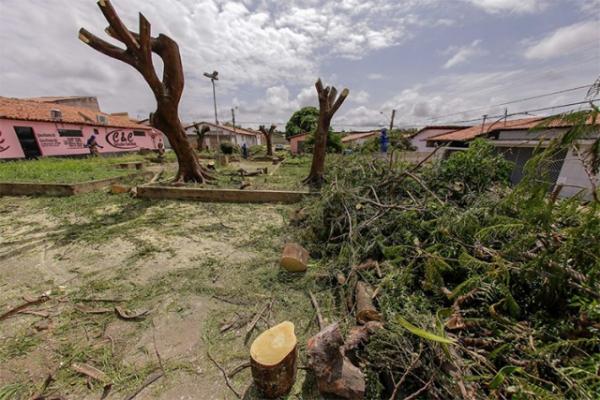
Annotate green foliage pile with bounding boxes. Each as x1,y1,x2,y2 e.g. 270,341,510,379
296,137,600,399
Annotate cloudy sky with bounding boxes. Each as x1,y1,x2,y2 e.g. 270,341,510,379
0,0,599,130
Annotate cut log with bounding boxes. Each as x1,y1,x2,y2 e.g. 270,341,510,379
355,282,381,325
250,321,298,398
343,321,384,364
307,323,365,399
111,183,130,194
280,243,309,272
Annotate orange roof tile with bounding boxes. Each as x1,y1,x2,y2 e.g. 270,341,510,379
185,121,261,137
430,117,544,142
0,96,150,130
341,130,380,143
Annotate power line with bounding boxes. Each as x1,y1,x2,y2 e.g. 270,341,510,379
426,83,593,122
443,98,600,125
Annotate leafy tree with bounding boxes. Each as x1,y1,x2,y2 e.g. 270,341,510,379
285,106,319,138
305,130,343,153
358,129,416,153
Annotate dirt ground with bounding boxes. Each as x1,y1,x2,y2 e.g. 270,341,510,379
0,188,328,399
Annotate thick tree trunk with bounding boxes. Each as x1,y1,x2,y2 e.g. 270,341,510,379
259,125,276,157
303,80,349,189
304,114,330,188
265,134,274,156
79,0,213,183
152,109,213,183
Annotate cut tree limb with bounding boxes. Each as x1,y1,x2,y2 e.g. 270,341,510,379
355,282,381,324
308,291,325,330
0,294,50,322
124,370,164,400
307,323,365,399
250,321,298,398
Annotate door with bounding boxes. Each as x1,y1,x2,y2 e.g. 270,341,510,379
14,126,42,159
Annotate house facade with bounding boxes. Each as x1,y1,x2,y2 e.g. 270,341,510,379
427,116,599,198
409,126,468,152
184,122,263,151
341,130,379,146
0,97,162,159
288,132,309,155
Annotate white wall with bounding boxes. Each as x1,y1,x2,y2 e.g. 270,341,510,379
411,128,461,152
557,143,600,199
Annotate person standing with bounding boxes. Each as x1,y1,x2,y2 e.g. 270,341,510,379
242,142,249,159
380,128,389,154
85,132,104,157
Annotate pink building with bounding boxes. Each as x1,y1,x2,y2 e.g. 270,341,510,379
0,97,162,159
288,132,309,155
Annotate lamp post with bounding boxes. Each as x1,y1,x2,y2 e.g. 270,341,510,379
203,70,219,125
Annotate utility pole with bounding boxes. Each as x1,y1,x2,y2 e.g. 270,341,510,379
481,114,488,133
203,71,219,125
503,108,508,126
231,108,236,129
389,109,396,133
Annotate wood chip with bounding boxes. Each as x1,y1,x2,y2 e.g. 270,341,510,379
71,362,109,383
115,306,149,320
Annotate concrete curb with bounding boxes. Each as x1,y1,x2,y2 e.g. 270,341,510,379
0,172,153,197
137,185,315,204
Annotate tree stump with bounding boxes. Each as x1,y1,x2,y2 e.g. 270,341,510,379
216,154,229,167
307,323,365,399
250,321,298,398
280,243,309,272
355,281,381,324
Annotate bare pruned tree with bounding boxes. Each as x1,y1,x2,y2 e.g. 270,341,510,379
303,79,349,188
79,0,213,183
259,124,276,157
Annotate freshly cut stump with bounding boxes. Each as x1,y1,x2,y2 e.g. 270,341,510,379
280,243,309,272
355,281,381,324
250,321,298,398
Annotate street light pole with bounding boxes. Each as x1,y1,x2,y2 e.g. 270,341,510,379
203,71,219,125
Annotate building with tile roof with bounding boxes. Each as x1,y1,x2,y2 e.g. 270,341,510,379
0,96,162,159
184,121,263,151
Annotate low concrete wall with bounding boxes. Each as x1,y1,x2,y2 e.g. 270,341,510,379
137,185,313,204
0,172,152,197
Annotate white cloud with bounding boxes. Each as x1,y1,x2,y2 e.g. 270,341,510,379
352,90,371,104
443,40,487,69
367,73,385,80
524,20,600,60
579,0,600,12
464,0,547,13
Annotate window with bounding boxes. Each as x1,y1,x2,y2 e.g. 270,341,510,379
133,131,146,137
58,129,83,137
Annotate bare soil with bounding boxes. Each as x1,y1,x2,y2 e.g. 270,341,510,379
0,188,325,399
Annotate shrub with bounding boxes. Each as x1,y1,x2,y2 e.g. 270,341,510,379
220,141,235,155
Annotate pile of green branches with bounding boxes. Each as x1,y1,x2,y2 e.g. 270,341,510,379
297,133,600,399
